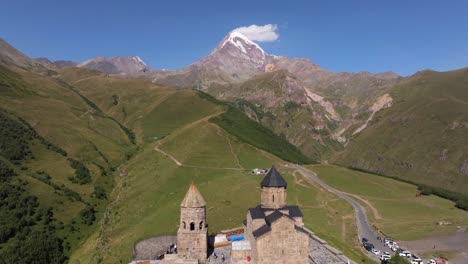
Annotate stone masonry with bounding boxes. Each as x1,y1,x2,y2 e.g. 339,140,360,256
177,183,208,263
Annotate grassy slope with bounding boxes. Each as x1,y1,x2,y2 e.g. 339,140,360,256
0,65,137,257
0,66,134,164
207,71,342,162
333,68,468,195
70,119,372,263
62,71,224,143
309,165,468,240
210,107,314,164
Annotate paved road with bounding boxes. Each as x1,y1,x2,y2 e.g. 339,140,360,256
294,165,388,261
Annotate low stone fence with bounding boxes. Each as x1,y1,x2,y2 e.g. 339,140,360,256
302,227,356,264
133,236,177,260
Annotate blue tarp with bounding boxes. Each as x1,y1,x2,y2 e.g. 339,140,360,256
229,235,245,242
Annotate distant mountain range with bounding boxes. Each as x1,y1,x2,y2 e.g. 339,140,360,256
77,56,148,75
2,32,468,195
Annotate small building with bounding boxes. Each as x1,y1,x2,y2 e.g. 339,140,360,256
251,168,268,175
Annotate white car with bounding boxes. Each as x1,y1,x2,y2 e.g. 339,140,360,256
383,251,390,255
391,246,398,252
399,250,411,257
411,258,423,264
372,248,380,255
427,260,436,264
381,254,391,261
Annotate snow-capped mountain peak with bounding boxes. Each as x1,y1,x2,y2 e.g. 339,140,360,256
133,56,147,67
205,31,269,69
220,31,266,58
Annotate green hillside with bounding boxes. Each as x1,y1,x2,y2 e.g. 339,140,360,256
0,64,137,262
210,107,314,164
334,68,468,196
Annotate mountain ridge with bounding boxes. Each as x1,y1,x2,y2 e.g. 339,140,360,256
77,55,148,75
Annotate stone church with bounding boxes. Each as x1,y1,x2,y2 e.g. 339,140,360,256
174,166,309,264
241,166,309,263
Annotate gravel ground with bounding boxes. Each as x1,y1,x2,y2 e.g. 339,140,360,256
207,246,231,263
308,237,345,264
398,227,468,264
133,236,177,260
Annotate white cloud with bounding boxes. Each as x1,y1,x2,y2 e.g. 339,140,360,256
232,24,279,42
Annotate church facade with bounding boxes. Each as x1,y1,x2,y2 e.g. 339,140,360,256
240,166,310,264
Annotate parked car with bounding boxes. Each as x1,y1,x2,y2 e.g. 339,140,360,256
381,254,391,261
391,246,398,252
399,250,411,257
372,248,380,255
363,243,374,251
427,260,436,264
362,237,368,244
411,258,423,264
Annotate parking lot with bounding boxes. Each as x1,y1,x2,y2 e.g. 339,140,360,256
361,236,443,264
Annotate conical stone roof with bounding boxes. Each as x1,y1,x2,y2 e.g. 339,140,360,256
180,182,206,208
260,166,288,188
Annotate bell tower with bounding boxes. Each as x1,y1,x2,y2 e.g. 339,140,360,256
260,166,287,209
177,182,207,263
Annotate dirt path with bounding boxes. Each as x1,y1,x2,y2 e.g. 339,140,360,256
167,110,225,139
344,192,383,220
216,126,242,169
154,145,182,166
154,145,244,171
95,165,128,261
342,214,354,240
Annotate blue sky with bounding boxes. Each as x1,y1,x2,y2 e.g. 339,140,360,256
1,0,467,76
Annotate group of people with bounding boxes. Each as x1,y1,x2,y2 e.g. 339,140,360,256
166,243,177,254
212,251,225,262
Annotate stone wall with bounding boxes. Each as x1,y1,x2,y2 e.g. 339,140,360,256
179,207,206,232
260,187,286,209
303,227,356,264
177,231,207,263
255,217,309,264
178,207,207,263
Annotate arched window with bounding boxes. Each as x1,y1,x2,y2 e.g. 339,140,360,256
272,194,275,202
190,222,195,231
199,221,203,230
183,221,186,229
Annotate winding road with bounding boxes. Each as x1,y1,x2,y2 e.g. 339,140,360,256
293,166,380,242
294,165,390,261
